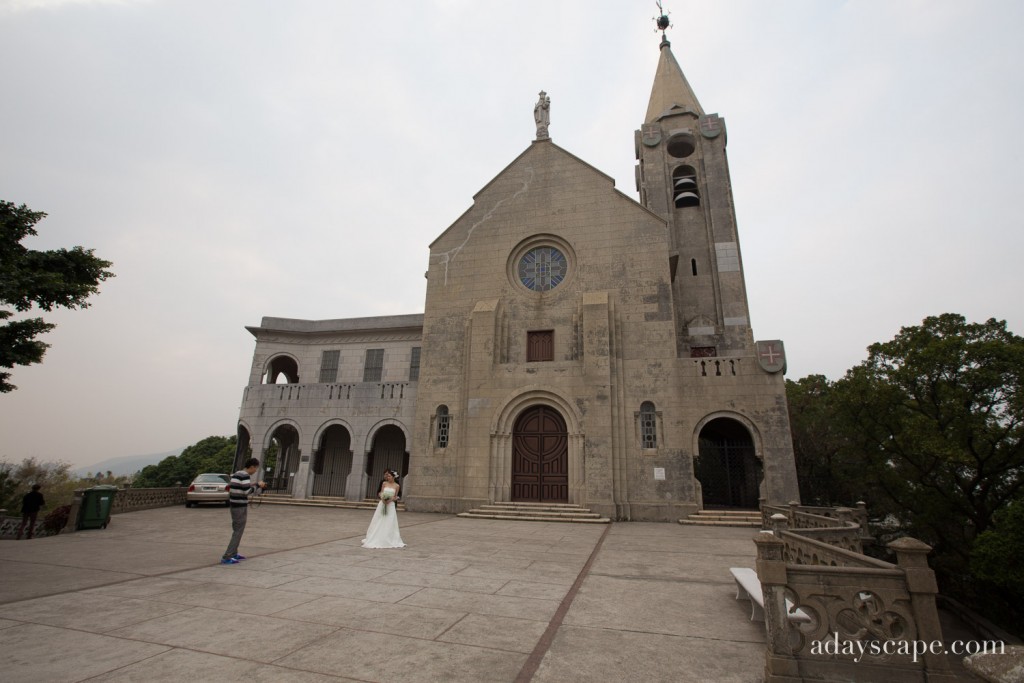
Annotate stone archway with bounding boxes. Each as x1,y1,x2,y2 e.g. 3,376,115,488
266,423,300,493
364,425,408,499
312,424,351,498
511,405,568,503
695,417,762,508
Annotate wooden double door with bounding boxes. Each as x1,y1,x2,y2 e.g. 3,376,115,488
511,406,568,503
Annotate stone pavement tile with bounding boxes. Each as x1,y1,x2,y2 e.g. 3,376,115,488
491,549,592,567
399,587,560,621
0,618,19,629
85,577,202,598
442,552,535,569
0,592,189,633
275,627,527,683
277,575,423,602
373,569,510,594
496,579,572,601
273,594,465,639
89,648,360,683
146,581,320,615
0,622,170,683
590,548,755,582
264,560,393,581
2,538,230,576
437,613,548,653
562,574,765,642
229,555,308,571
353,555,471,575
456,561,580,586
170,565,307,588
531,624,765,683
605,532,757,557
104,606,338,663
0,559,142,603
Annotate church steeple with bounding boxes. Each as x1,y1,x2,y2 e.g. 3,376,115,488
635,12,754,356
644,41,704,123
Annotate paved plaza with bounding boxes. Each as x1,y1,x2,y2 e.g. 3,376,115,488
1,505,776,682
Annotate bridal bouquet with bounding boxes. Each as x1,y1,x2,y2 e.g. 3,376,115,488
380,488,395,515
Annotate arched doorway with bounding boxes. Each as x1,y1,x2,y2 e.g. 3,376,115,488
266,424,300,493
695,417,762,508
512,406,568,503
364,425,408,498
312,425,351,497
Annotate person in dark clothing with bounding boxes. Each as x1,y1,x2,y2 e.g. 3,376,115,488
221,458,266,564
16,484,45,540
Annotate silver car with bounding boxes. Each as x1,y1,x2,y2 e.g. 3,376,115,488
185,473,230,507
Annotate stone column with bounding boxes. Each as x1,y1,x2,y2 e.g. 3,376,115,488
754,531,801,682
889,537,958,682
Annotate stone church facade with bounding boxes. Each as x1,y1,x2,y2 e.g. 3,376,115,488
234,37,801,521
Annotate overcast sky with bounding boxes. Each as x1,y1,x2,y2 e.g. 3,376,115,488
2,0,1022,470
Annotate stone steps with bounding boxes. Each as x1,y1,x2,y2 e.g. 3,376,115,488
678,509,762,527
458,501,611,524
257,494,405,511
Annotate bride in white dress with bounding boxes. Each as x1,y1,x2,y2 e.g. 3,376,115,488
361,469,405,548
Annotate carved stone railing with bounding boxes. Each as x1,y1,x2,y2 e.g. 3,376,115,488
0,514,47,538
110,487,186,514
754,528,958,682
241,381,415,407
762,500,872,553
63,487,187,533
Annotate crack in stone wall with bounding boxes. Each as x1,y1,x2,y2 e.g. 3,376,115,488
435,166,534,285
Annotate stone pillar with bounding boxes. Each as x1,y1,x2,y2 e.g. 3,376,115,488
754,531,801,683
63,489,85,534
888,537,958,682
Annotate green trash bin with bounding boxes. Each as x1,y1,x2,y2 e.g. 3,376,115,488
78,485,119,530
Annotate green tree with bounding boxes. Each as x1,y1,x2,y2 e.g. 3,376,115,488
786,374,865,507
970,499,1024,630
133,436,237,488
832,314,1024,577
0,200,114,392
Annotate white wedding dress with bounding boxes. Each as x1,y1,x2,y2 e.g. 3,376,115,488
361,486,405,548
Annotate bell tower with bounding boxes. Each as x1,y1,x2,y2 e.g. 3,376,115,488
635,27,754,358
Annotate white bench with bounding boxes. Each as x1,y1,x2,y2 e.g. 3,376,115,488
729,567,810,623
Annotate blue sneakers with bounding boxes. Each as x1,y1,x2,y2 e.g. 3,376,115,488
233,554,247,561
220,557,240,565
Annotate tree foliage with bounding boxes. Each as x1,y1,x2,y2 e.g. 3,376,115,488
787,313,1024,633
0,200,114,392
0,457,77,510
836,315,1024,565
787,374,861,507
132,436,237,488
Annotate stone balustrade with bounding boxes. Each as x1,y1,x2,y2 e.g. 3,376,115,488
754,514,958,682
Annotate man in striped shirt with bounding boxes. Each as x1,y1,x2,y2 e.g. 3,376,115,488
221,458,266,564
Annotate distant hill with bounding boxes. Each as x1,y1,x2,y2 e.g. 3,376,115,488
74,448,184,478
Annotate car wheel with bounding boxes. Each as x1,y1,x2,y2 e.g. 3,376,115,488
185,501,193,508
224,500,231,507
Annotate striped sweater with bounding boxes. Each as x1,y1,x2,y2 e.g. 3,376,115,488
228,469,258,505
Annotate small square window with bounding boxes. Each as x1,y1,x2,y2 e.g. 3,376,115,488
527,330,554,362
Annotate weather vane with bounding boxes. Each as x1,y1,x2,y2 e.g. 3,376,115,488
654,1,672,38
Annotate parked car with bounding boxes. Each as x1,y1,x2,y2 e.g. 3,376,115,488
185,473,230,507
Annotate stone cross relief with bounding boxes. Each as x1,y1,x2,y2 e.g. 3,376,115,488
534,90,550,140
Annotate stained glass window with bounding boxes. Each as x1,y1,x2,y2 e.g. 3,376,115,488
518,246,567,292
